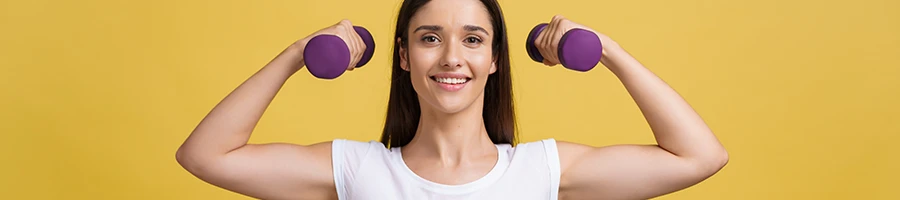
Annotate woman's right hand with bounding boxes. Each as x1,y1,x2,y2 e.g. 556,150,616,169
282,19,368,73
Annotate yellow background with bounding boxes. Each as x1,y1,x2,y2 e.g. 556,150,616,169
2,0,898,199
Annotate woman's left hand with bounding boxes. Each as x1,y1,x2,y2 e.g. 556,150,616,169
532,15,616,66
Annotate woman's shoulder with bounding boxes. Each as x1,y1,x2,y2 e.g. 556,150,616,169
512,138,558,151
332,138,383,147
331,138,387,154
505,138,560,161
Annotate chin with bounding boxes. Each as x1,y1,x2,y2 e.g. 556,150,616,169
429,96,474,114
418,87,485,115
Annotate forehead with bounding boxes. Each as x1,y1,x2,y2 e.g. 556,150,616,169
409,0,493,32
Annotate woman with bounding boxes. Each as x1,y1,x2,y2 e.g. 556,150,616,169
175,0,729,199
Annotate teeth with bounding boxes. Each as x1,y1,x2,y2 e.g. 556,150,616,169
436,77,467,84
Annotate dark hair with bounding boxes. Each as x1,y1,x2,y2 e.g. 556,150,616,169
380,0,516,148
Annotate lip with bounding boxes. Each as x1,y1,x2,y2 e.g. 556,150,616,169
429,72,471,92
430,72,472,79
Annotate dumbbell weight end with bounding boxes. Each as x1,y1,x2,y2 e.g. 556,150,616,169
304,26,375,79
525,23,602,72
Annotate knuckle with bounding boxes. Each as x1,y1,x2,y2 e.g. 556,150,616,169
333,26,345,34
552,15,565,22
561,19,572,27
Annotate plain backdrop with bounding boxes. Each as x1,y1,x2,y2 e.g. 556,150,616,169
1,0,898,199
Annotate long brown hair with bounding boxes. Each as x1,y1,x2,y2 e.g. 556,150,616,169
380,0,516,148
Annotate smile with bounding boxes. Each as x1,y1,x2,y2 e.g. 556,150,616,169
430,75,471,92
431,77,470,84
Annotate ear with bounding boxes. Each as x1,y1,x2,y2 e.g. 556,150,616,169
397,37,410,71
489,58,498,74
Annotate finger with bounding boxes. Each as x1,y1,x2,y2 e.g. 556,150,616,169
353,26,367,71
351,26,364,70
347,30,360,71
534,25,549,64
537,20,556,66
346,21,361,70
543,59,555,66
542,16,559,65
331,20,354,69
546,15,566,65
340,20,361,70
548,30,561,65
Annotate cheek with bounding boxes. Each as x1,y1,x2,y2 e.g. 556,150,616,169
467,50,494,76
408,48,438,71
407,49,437,89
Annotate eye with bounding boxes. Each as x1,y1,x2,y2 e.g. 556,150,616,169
422,35,440,43
465,37,483,44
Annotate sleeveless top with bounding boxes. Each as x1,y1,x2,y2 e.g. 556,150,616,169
331,138,561,200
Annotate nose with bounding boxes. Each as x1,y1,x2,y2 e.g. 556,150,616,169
440,40,462,68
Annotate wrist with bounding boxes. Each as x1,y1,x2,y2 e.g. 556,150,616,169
269,41,307,73
600,43,646,75
287,40,307,62
599,41,626,67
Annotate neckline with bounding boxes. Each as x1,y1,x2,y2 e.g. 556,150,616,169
392,144,510,195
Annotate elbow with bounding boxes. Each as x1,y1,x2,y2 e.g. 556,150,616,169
699,148,729,176
175,147,209,176
175,145,232,180
175,147,190,167
682,147,728,179
175,147,194,171
713,149,729,170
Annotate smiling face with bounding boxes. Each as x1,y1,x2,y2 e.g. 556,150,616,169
382,0,516,146
398,0,497,114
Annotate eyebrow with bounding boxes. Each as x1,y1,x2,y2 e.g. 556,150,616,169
464,25,490,36
414,25,490,36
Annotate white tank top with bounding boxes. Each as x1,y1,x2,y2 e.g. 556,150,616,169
331,138,561,200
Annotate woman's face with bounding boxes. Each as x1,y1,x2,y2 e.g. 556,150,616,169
400,0,497,114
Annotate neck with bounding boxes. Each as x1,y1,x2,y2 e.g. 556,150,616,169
403,97,496,166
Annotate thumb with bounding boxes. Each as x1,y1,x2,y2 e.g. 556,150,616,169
543,59,556,66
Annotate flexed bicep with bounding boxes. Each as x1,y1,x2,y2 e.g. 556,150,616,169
557,141,725,200
181,142,337,200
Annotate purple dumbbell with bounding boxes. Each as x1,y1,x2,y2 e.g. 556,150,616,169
525,23,602,72
303,26,375,79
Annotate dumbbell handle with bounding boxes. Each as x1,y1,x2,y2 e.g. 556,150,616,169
303,26,375,79
525,23,602,72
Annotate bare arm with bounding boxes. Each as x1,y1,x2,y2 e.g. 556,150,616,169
535,15,729,200
175,20,366,200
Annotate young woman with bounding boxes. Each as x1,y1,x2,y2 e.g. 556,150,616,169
175,0,729,199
